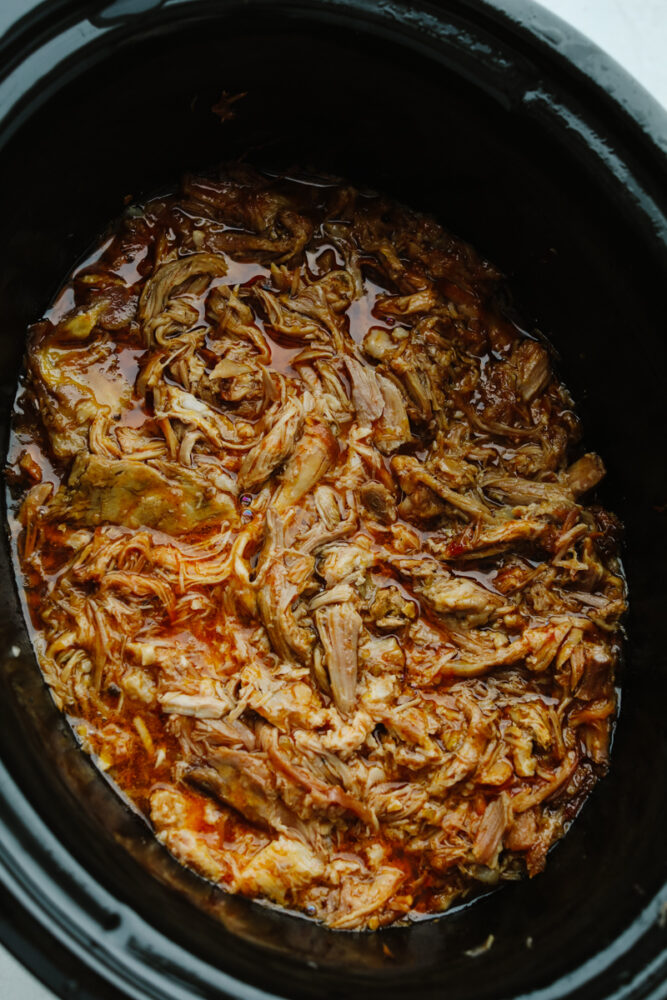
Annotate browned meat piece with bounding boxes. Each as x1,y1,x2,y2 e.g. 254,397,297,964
262,730,376,826
254,287,323,340
427,518,550,560
399,486,451,524
395,556,504,627
29,336,133,459
182,170,314,260
208,282,270,349
187,749,307,838
237,398,304,491
259,564,315,663
564,453,606,496
393,455,493,523
51,454,237,533
287,270,357,338
182,171,289,230
139,253,228,344
482,472,574,508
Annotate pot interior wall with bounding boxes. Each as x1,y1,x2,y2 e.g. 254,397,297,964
0,8,665,999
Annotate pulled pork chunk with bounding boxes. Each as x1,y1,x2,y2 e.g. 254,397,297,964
236,397,304,491
9,165,626,931
187,749,309,840
314,601,362,716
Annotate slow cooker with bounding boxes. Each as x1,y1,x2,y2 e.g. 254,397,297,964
0,2,666,998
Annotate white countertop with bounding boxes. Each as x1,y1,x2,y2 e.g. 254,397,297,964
1,0,665,996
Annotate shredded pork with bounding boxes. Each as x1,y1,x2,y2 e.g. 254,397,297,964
8,166,626,930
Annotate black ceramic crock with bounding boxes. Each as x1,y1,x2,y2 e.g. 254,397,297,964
0,2,666,998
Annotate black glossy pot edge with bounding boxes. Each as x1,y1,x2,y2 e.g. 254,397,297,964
0,2,666,999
